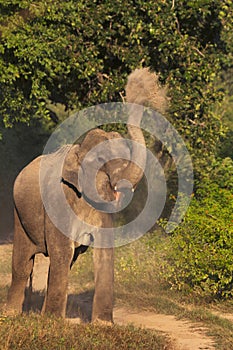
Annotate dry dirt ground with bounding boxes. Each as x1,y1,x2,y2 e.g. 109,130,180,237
0,244,226,350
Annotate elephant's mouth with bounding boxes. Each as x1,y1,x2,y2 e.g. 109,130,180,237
112,180,135,210
61,176,120,212
113,189,121,202
62,176,134,213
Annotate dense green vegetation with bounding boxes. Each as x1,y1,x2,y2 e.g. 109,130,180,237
163,180,233,298
0,0,233,315
0,0,232,168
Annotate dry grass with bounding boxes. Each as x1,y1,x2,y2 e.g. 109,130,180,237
0,314,171,350
0,242,172,350
2,233,233,349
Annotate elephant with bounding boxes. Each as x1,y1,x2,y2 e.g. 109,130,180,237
6,68,167,323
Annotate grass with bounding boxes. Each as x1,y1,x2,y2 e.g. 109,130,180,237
2,231,233,349
68,231,233,348
0,314,172,350
0,242,172,350
0,244,12,274
112,232,233,349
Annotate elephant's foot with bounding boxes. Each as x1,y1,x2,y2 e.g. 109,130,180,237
91,305,113,325
2,303,22,317
92,318,114,326
6,277,29,316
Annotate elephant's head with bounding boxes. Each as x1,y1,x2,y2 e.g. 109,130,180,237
62,124,144,211
62,68,167,211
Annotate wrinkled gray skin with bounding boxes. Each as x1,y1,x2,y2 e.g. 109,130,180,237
6,68,167,323
7,135,129,323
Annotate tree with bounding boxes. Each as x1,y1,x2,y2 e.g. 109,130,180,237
0,0,232,171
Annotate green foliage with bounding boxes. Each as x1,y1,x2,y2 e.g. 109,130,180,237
1,0,233,298
200,157,233,192
0,0,232,173
162,166,233,298
219,131,233,160
217,68,233,160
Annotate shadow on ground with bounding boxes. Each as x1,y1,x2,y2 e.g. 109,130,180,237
23,288,94,322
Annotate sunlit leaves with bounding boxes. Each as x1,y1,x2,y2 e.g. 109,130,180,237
0,0,232,170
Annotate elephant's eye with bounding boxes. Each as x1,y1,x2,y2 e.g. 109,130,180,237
98,156,105,164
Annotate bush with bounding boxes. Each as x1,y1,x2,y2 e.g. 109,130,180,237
162,162,233,298
0,0,231,169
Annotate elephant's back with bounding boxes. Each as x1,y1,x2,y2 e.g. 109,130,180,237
14,156,46,249
14,156,42,205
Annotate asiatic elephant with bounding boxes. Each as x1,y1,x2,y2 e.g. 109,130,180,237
6,68,167,323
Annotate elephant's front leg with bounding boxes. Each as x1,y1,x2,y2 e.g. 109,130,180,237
92,247,114,323
44,245,74,318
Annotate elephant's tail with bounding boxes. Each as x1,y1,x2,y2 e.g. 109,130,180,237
125,67,168,114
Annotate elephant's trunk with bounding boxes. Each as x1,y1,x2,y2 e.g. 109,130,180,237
117,68,168,189
122,104,146,188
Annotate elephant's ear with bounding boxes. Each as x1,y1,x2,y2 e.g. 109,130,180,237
62,144,82,190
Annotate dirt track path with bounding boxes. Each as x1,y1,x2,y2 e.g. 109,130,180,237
0,246,219,349
114,307,215,350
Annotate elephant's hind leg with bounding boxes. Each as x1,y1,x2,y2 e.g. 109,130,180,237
6,209,36,315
